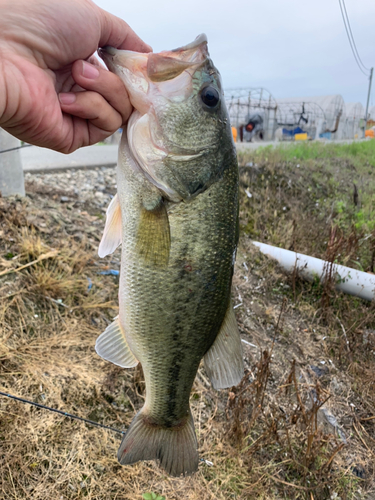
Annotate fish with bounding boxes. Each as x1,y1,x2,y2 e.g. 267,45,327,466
96,34,244,477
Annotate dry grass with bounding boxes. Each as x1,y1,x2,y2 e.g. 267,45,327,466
1,148,374,499
0,194,254,500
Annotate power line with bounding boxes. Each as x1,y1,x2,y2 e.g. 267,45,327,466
338,0,369,77
341,0,370,72
0,144,33,155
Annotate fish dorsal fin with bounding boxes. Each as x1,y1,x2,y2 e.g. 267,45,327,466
204,301,244,390
136,197,171,267
98,194,122,258
95,316,138,368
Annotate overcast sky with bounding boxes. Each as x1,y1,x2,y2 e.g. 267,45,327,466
94,0,375,107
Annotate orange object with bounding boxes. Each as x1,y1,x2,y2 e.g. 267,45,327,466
231,126,237,142
365,129,375,138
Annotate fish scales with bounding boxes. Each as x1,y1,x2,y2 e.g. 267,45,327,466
96,34,244,477
117,142,238,424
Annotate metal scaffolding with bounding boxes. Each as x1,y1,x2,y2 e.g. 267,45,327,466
225,88,278,141
225,89,368,141
275,95,346,140
275,101,326,140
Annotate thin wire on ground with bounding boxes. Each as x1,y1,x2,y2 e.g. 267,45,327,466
0,391,124,434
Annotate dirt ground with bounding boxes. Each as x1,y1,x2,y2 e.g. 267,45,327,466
0,154,374,499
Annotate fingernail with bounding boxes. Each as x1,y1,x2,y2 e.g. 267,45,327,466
82,61,100,79
59,93,76,105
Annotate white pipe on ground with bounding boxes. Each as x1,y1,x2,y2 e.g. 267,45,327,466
252,241,375,301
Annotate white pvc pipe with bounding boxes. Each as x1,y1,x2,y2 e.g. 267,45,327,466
252,241,375,302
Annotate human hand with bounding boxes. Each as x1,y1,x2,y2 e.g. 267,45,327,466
0,0,151,153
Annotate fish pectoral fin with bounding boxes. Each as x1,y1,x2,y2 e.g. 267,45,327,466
95,316,138,368
136,197,170,267
204,301,244,390
98,194,122,258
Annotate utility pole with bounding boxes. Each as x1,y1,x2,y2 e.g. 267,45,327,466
363,67,373,138
0,129,25,197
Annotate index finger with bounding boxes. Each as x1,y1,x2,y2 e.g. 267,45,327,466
97,7,152,53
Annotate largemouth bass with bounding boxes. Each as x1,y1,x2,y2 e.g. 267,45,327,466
96,34,243,477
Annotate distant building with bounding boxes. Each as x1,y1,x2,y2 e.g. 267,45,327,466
225,88,278,142
225,90,366,141
367,106,375,128
275,95,345,140
343,103,364,139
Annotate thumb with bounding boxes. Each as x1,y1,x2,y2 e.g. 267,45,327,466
97,6,152,53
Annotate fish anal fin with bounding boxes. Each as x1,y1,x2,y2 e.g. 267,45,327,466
204,301,244,390
98,194,122,258
136,198,170,267
118,408,198,477
95,316,138,368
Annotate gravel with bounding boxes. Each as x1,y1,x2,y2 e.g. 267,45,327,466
24,166,117,212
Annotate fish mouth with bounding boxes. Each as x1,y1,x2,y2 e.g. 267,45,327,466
98,35,210,117
99,46,117,57
98,34,208,85
97,46,116,68
98,46,147,75
99,32,208,59
171,33,208,53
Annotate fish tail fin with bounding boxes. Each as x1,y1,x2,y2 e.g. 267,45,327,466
118,408,198,477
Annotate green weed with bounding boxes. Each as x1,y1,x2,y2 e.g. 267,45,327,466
142,493,166,500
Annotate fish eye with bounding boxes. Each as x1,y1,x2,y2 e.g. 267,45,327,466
200,86,220,108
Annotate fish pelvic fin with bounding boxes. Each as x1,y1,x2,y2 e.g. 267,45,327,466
136,197,170,268
98,194,122,258
95,316,138,368
204,300,244,390
118,409,198,477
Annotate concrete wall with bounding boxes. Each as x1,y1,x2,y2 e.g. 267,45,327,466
0,129,25,197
